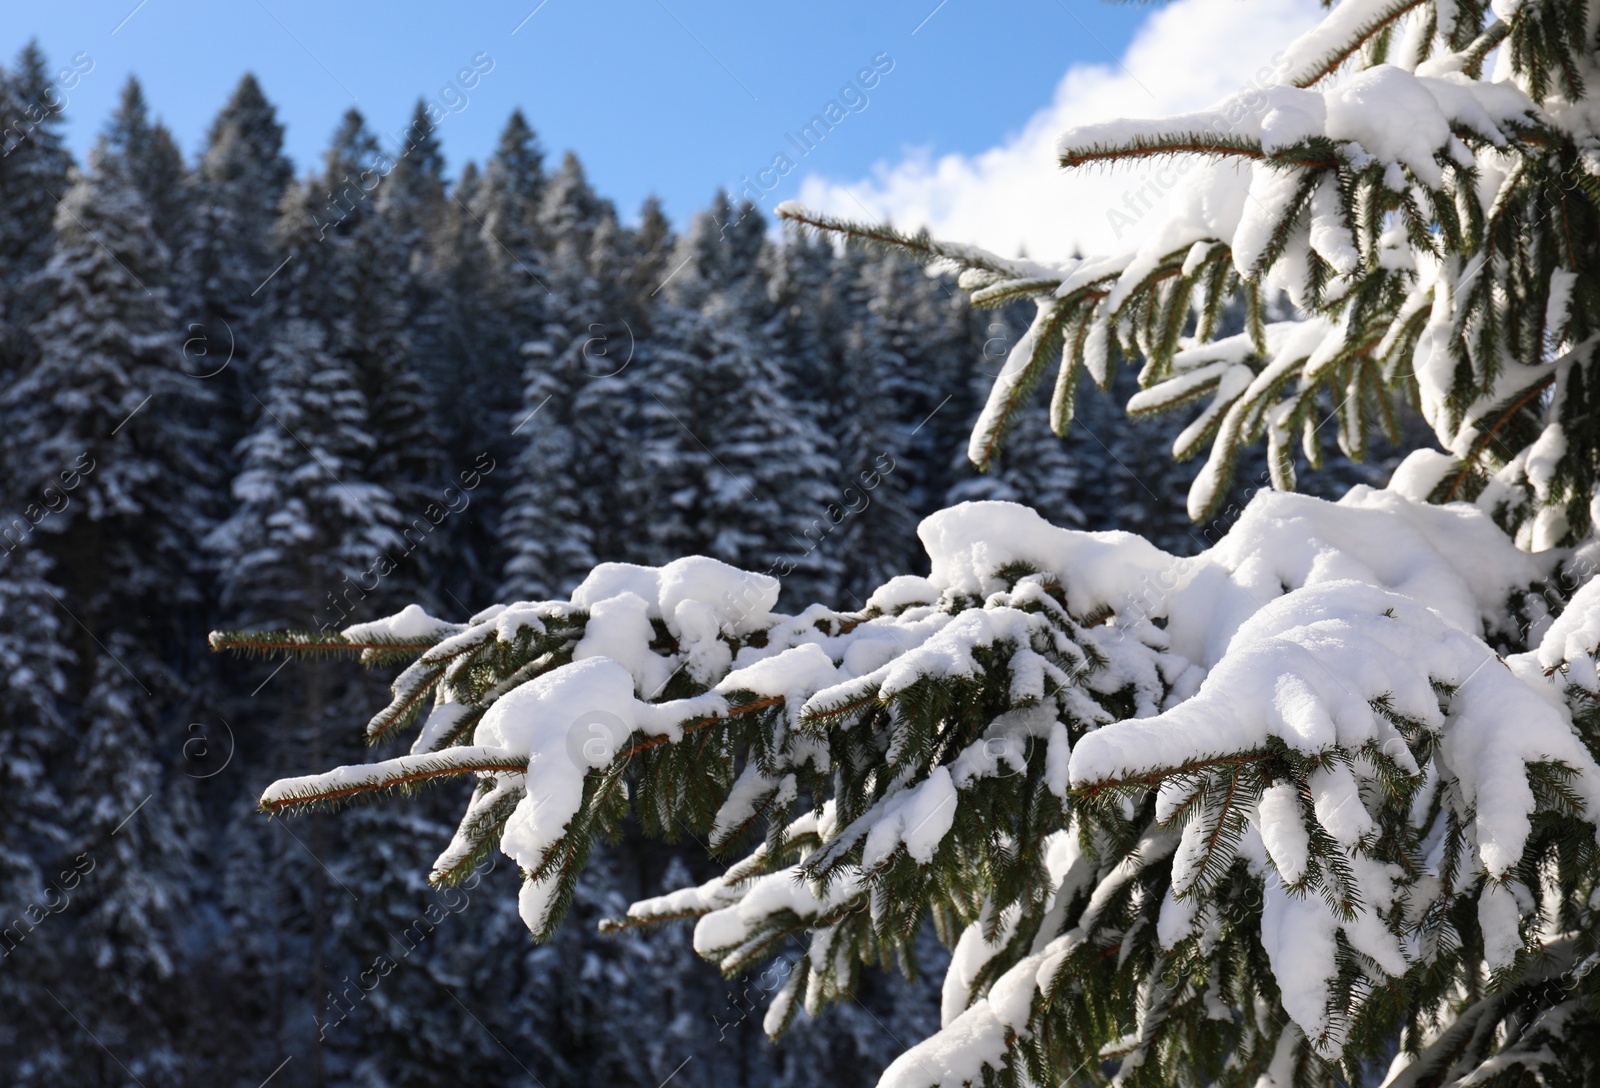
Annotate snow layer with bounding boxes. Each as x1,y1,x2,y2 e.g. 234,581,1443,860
1259,875,1341,1047
693,864,864,957
941,903,1021,1027
488,658,641,932
1057,65,1533,179
1529,577,1600,690
342,603,457,643
1256,783,1311,884
860,768,958,869
919,501,1182,612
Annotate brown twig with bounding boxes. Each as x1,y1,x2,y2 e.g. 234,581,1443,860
261,757,529,814
618,695,787,761
1442,373,1559,501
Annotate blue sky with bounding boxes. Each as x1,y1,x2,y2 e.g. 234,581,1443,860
4,0,1151,228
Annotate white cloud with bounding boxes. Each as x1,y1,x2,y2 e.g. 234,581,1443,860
796,0,1323,262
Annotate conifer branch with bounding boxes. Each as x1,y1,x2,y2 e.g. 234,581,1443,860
1460,20,1511,72
619,695,786,760
364,662,446,743
1286,0,1428,88
596,908,715,933
973,298,1078,469
1073,750,1274,801
969,277,1065,309
774,204,1031,279
419,705,488,753
1442,372,1562,501
1057,134,1275,171
260,748,529,815
208,628,438,659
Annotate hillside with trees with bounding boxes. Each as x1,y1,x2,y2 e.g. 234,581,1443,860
0,50,1334,1087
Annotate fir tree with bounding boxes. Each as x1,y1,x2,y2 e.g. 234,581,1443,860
379,99,449,276
497,339,595,601
841,244,960,596
0,42,73,375
539,149,608,278
432,115,553,602
647,196,842,603
626,194,675,317
8,143,212,653
103,77,189,266
305,111,446,613
566,213,656,567
0,548,74,1075
422,161,523,604
183,72,297,607
867,245,989,526
476,108,547,261
206,316,403,625
184,72,293,351
11,136,210,1082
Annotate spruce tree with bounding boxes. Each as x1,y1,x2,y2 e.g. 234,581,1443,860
565,213,656,566
476,109,547,258
379,99,449,277
497,344,593,600
539,149,608,273
184,72,293,361
866,245,991,528
184,73,297,633
626,194,675,313
846,244,965,596
12,136,209,1083
103,77,189,267
9,141,212,672
498,149,616,601
465,112,552,411
0,42,73,376
0,548,74,1076
419,163,518,604
439,116,553,601
206,316,404,623
320,112,443,555
645,195,842,604
378,102,451,421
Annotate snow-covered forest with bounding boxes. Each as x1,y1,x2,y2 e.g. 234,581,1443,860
15,0,1600,1082
0,44,1389,1087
